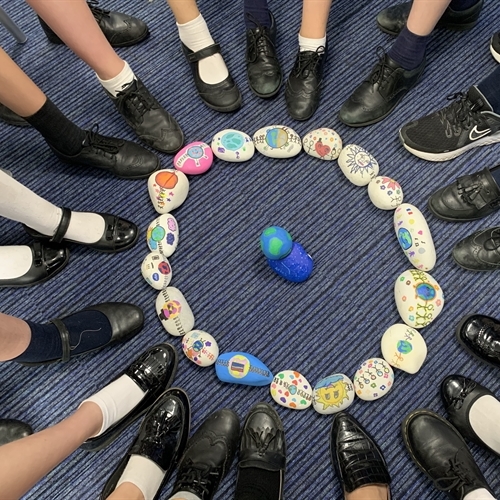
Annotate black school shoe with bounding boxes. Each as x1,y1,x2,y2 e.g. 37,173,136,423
0,103,29,127
491,32,500,63
0,419,33,446
452,227,500,271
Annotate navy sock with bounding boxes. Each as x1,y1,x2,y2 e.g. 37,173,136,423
477,66,500,114
234,468,280,500
388,26,429,71
244,0,271,29
490,165,500,186
14,310,112,363
449,0,479,10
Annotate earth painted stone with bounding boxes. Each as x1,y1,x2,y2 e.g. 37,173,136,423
260,226,293,260
312,374,355,415
267,242,313,282
147,169,189,214
156,287,194,336
337,144,379,186
215,352,273,386
141,251,172,290
270,370,313,410
368,176,404,210
211,129,255,162
381,324,427,374
146,214,179,258
394,203,436,271
353,358,394,401
394,269,444,329
174,142,213,175
302,128,342,160
182,330,219,367
253,125,302,159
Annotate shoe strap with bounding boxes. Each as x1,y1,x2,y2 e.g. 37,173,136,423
49,318,71,362
186,43,221,63
52,207,72,244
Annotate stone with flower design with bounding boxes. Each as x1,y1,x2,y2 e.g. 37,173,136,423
381,324,427,374
182,330,219,367
337,144,379,186
302,128,342,160
353,358,394,401
270,370,313,410
368,176,404,210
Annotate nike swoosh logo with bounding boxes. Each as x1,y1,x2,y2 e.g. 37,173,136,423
469,125,492,141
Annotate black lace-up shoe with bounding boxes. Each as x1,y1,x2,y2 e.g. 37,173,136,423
491,32,500,63
452,227,500,271
38,0,149,47
285,46,326,121
107,78,184,154
428,167,500,221
402,409,493,499
0,103,29,127
400,86,500,161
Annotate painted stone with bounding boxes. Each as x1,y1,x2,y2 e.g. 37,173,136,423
182,330,219,367
368,176,404,210
174,141,213,175
155,287,194,336
211,129,255,162
353,358,394,401
337,144,379,186
260,226,293,260
312,374,355,415
267,242,313,282
302,128,342,160
394,203,436,271
271,370,313,410
146,214,179,258
147,169,189,214
394,269,444,329
141,251,172,290
381,324,427,374
253,125,302,159
215,352,273,386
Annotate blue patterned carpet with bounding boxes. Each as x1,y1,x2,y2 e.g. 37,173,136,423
1,0,499,498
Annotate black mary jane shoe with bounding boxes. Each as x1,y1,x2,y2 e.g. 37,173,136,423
101,388,190,500
181,42,242,112
0,103,30,127
0,418,33,446
24,207,138,253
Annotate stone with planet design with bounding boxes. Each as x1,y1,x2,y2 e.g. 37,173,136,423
368,176,404,210
337,144,379,186
267,242,313,282
146,214,179,258
312,374,355,415
353,358,394,401
173,141,213,175
270,370,313,410
155,287,195,336
302,128,342,160
211,129,255,162
141,251,172,290
260,226,293,260
252,125,302,159
381,324,427,374
147,169,189,214
394,203,436,271
394,269,444,329
215,352,273,386
182,330,219,367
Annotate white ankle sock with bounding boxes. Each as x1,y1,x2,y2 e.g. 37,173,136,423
177,14,228,85
0,246,34,279
298,33,326,52
97,60,136,97
469,395,500,454
169,492,201,500
463,489,496,500
116,455,165,500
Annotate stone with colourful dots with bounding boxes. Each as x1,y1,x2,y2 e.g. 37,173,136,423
182,330,219,367
270,370,313,410
353,358,394,401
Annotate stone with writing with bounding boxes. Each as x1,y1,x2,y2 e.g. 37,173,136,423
146,213,179,258
270,370,313,410
381,324,427,374
368,176,403,210
156,287,194,336
267,242,313,282
337,144,379,186
215,352,273,386
302,128,342,160
182,330,219,367
353,358,394,401
174,141,213,175
313,374,354,415
253,125,302,159
211,129,255,162
141,251,172,290
148,169,189,214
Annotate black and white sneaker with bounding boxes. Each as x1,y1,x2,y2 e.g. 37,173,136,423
399,86,500,161
490,32,500,63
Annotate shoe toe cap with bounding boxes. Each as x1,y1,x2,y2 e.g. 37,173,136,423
116,141,160,178
440,375,470,405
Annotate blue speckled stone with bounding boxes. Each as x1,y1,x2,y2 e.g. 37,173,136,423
267,242,313,282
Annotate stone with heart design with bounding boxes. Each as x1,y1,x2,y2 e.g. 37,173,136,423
182,330,219,367
174,141,213,175
211,129,255,162
215,352,273,386
270,370,313,410
302,128,342,160
368,176,404,210
155,287,194,336
253,125,302,159
353,358,394,401
147,169,189,214
312,374,355,415
146,213,179,258
381,324,427,374
338,144,379,186
141,251,172,290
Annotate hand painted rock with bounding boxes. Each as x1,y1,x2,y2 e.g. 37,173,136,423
182,330,219,367
267,242,313,282
253,125,302,159
353,358,394,401
156,287,194,336
141,251,172,290
260,226,293,260
271,370,313,410
381,324,427,374
394,269,444,329
394,203,436,271
302,128,342,160
215,352,273,386
312,374,355,415
368,176,404,210
147,169,189,214
211,129,255,162
146,214,179,258
337,144,379,186
173,141,213,175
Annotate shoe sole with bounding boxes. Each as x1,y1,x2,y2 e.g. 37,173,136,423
455,315,500,366
377,19,479,37
202,94,243,113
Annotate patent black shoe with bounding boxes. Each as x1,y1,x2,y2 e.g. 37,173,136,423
284,46,326,121
491,32,500,63
0,103,30,127
452,227,500,271
339,49,425,127
0,419,33,446
38,0,149,47
107,79,184,154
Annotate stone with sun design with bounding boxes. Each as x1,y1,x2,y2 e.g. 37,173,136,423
338,144,379,186
312,374,355,414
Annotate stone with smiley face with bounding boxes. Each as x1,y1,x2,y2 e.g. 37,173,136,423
312,373,354,415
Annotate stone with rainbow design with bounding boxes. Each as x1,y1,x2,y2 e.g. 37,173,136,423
270,370,313,410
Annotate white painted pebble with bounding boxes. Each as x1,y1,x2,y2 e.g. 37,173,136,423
141,251,172,290
270,370,313,410
253,125,302,159
338,144,379,186
155,287,195,336
146,214,179,258
211,129,255,162
368,176,403,210
353,358,394,401
147,169,189,214
302,128,342,160
381,324,427,374
182,330,219,367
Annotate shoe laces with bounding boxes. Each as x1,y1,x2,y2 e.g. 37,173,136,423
457,173,499,207
176,460,220,497
82,124,121,157
247,427,277,455
484,228,500,252
448,379,476,410
439,92,483,133
116,81,156,120
246,13,276,62
87,0,110,22
370,47,395,89
292,46,325,77
433,453,479,493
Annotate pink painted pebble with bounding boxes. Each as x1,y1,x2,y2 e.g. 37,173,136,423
173,141,213,175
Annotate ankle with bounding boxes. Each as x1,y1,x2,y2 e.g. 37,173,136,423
346,484,389,500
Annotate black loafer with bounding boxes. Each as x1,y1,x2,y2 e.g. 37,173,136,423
81,343,179,452
0,419,33,446
101,388,190,500
452,227,500,271
491,32,500,63
0,103,30,127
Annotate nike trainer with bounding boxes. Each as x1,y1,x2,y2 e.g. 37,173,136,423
399,86,500,161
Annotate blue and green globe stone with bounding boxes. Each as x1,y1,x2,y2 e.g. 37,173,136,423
260,226,293,260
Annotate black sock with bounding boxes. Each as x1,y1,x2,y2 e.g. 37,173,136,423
477,66,500,114
13,310,113,363
449,0,479,10
244,0,271,29
234,468,281,500
388,26,429,71
24,98,86,156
